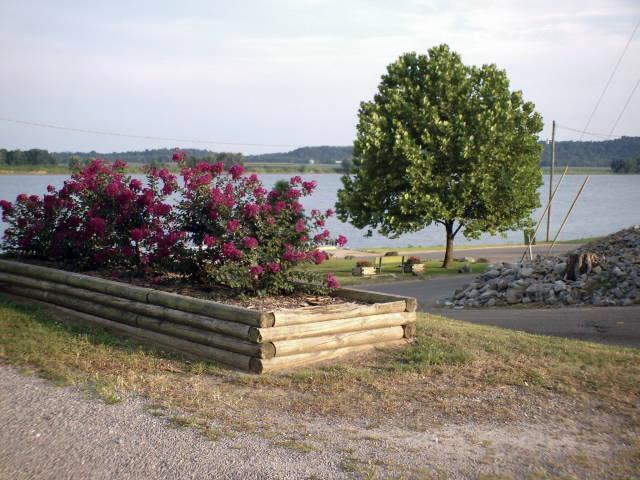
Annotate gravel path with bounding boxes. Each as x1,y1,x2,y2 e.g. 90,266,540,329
0,366,348,480
1,364,635,479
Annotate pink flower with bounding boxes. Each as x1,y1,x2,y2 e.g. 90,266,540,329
151,203,172,216
325,208,334,217
16,194,28,202
46,185,55,193
250,265,264,279
172,149,186,162
130,228,147,242
203,234,217,247
129,179,143,191
0,200,12,214
267,262,281,273
86,217,106,236
229,164,245,179
226,219,240,233
105,181,120,198
289,176,302,185
295,218,306,233
28,195,39,203
286,188,301,200
244,203,260,218
326,273,340,289
310,249,328,265
113,159,127,170
314,229,330,242
243,236,259,249
222,242,243,260
302,180,317,194
336,235,348,247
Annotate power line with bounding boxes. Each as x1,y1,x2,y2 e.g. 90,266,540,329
0,117,303,149
555,123,621,140
609,78,640,136
578,17,640,140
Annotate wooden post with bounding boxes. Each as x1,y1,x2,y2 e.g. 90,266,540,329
378,256,382,273
546,176,590,256
520,165,569,262
546,120,556,242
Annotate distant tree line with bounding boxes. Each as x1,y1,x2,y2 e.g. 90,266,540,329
540,136,640,167
2,137,640,171
245,146,353,164
611,157,640,174
0,148,244,169
0,149,57,166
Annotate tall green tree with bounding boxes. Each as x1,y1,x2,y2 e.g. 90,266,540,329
336,45,544,267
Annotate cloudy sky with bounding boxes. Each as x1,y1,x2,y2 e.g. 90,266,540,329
1,0,639,154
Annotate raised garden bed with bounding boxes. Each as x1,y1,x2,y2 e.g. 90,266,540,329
352,266,377,276
403,263,425,274
0,259,417,373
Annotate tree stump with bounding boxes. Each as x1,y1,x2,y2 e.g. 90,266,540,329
564,252,599,281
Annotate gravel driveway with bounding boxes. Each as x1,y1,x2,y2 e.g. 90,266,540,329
1,364,635,479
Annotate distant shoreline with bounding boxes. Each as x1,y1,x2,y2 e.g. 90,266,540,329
0,166,631,176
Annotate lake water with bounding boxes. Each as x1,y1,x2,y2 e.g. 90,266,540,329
1,173,638,250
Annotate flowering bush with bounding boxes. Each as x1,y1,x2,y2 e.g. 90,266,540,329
172,153,346,294
405,256,422,265
1,150,347,295
1,159,180,269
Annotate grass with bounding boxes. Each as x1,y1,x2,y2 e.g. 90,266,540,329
362,237,597,255
542,166,614,175
303,257,487,286
1,292,639,434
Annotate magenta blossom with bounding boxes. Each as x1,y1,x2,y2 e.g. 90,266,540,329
226,219,240,233
249,265,264,279
243,236,259,249
86,217,106,236
229,164,245,179
221,242,243,260
203,234,217,247
267,262,281,273
243,203,260,218
130,228,147,242
336,235,348,247
326,273,340,289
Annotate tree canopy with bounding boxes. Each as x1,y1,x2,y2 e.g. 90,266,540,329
336,45,544,266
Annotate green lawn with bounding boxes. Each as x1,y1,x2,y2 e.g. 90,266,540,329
303,257,487,286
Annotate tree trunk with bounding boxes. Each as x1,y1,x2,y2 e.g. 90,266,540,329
443,222,455,268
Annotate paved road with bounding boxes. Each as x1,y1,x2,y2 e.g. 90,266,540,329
360,277,640,348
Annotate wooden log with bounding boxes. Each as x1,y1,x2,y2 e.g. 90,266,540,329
250,339,408,373
0,260,273,327
332,287,417,312
272,300,406,326
6,296,253,371
0,271,252,340
402,323,416,339
250,311,416,342
272,326,404,357
1,284,271,358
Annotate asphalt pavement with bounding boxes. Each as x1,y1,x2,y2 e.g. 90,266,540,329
359,275,640,348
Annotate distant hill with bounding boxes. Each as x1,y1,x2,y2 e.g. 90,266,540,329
540,136,640,167
2,136,639,169
245,146,353,164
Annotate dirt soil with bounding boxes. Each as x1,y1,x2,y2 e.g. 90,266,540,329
5,257,357,310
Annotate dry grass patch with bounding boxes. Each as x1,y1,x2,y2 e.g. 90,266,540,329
1,293,639,435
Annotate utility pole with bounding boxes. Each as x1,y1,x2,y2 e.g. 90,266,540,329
546,120,556,242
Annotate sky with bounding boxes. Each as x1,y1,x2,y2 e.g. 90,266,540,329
1,0,639,155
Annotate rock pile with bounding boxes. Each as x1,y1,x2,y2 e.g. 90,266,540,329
446,225,640,308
